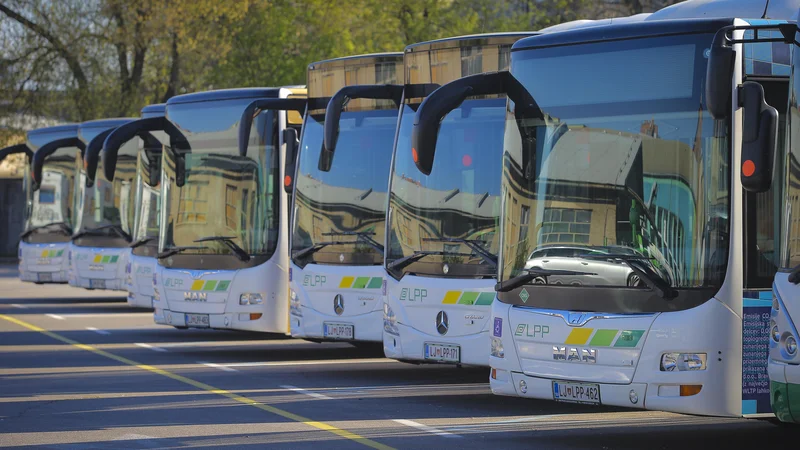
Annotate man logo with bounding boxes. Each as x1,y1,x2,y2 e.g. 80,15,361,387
553,346,597,364
184,292,207,301
436,311,449,335
334,294,344,315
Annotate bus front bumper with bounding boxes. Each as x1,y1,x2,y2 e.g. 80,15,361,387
154,308,275,332
384,322,489,367
769,359,800,423
290,307,382,342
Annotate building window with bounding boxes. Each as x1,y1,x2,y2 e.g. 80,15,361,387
177,182,208,224
225,185,237,230
461,46,483,77
498,45,512,71
518,205,530,244
539,207,592,244
374,62,397,85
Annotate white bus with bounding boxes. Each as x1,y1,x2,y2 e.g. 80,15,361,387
153,87,306,333
101,103,170,308
22,125,83,284
412,0,799,417
68,118,138,290
383,33,535,367
288,53,403,345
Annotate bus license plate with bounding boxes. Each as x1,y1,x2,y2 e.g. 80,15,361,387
552,381,601,404
38,272,52,282
424,343,460,363
323,323,354,339
90,279,105,289
185,313,210,328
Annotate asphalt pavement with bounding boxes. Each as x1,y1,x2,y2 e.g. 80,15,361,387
0,263,793,449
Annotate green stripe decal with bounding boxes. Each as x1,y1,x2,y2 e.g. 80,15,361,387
203,280,218,291
589,329,617,347
475,292,495,305
216,280,230,291
110,256,119,263
102,256,111,263
58,250,64,257
352,277,370,289
367,277,383,289
458,292,480,305
614,330,645,348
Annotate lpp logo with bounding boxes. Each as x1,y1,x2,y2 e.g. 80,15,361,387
399,288,427,302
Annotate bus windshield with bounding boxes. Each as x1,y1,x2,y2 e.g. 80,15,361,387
73,137,137,248
24,151,77,243
159,98,281,269
131,146,163,258
386,97,504,279
291,107,397,266
499,33,730,300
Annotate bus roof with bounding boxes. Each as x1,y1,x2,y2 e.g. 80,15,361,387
166,87,283,105
405,32,538,53
308,52,404,71
141,103,166,118
511,17,734,51
26,124,79,153
78,118,136,144
646,0,799,21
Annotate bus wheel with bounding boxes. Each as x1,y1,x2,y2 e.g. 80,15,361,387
173,326,188,330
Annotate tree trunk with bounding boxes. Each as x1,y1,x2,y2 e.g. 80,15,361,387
161,33,180,102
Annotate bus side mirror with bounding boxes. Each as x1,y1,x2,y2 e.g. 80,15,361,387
706,32,735,120
740,81,778,193
320,84,403,172
283,128,299,194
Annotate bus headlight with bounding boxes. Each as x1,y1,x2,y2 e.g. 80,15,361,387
660,353,706,371
491,337,504,358
239,293,263,305
786,336,797,355
289,289,302,317
772,320,781,342
383,303,399,336
773,296,780,312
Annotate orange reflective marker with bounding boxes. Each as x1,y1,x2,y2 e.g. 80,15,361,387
412,147,418,163
742,160,756,177
284,175,292,187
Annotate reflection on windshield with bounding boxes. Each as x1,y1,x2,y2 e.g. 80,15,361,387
292,109,396,266
24,152,77,243
132,150,161,257
387,99,504,278
500,33,729,290
160,99,281,266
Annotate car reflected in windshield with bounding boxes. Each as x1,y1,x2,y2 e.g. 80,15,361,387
524,244,645,287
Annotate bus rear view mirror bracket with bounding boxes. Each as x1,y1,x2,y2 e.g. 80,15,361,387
103,116,177,182
238,98,307,157
411,71,542,177
319,84,404,172
32,137,85,191
740,81,778,193
283,128,299,194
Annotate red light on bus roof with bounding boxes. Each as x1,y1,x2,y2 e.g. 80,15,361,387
462,155,472,167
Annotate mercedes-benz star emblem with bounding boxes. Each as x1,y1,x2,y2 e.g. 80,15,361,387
436,310,449,335
334,294,344,315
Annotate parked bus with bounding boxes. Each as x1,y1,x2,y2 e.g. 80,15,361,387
412,0,798,417
101,104,169,308
67,118,137,290
153,87,306,332
288,53,403,345
383,33,535,367
22,125,82,283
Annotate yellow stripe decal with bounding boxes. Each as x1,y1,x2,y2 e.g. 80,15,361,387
442,291,461,304
564,328,594,345
40,250,48,258
190,280,204,291
339,276,355,288
93,255,102,263
0,314,394,450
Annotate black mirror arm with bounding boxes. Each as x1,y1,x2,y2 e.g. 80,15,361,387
102,117,177,181
0,143,32,165
32,137,85,189
238,98,307,157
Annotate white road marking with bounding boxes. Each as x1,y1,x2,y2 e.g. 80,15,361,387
222,358,396,368
135,343,167,352
199,361,238,372
393,419,461,438
86,327,111,335
46,314,64,320
10,304,27,309
281,385,333,400
58,313,153,318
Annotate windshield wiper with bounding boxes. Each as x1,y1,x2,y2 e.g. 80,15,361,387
386,250,447,273
130,236,157,249
157,245,209,259
423,237,497,267
788,264,800,284
322,231,384,255
193,236,250,262
20,222,72,239
292,241,351,261
72,224,131,242
496,268,597,292
581,253,677,299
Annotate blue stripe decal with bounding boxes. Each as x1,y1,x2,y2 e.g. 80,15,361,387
742,399,758,415
744,298,772,307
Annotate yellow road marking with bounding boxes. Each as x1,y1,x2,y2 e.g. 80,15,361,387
0,314,393,450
